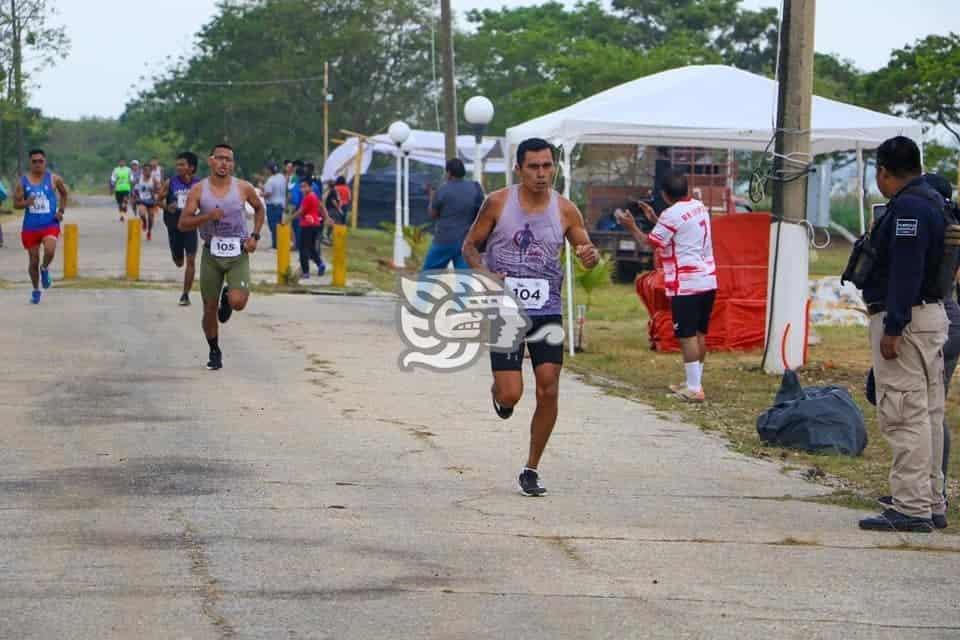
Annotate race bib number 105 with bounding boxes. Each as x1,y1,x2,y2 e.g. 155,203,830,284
211,236,241,258
505,277,548,310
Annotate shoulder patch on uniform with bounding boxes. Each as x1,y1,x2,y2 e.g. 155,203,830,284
895,218,918,237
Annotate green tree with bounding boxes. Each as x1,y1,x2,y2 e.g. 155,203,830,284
923,140,958,187
458,2,718,130
125,0,435,171
611,0,779,72
864,33,960,148
0,0,70,173
813,53,864,104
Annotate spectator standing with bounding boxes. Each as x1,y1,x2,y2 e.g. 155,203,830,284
292,178,326,278
322,179,341,244
335,176,352,223
423,158,484,270
288,164,305,250
857,137,949,533
616,169,718,403
262,162,287,249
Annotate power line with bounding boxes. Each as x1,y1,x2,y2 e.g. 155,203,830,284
175,75,325,87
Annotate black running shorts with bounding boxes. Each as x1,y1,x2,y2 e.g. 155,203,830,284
490,314,564,371
164,211,198,261
115,190,129,209
670,290,716,339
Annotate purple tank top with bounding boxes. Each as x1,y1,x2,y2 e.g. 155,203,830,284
484,186,565,316
198,178,248,242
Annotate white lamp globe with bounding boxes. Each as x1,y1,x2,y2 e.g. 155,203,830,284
464,96,495,126
388,121,411,146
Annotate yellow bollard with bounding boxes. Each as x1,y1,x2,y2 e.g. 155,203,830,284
332,224,347,288
276,223,291,285
63,223,78,280
126,218,141,281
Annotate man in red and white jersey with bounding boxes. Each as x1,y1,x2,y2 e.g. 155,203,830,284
616,169,718,402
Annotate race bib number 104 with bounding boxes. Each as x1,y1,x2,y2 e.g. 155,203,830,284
505,277,548,310
211,236,242,258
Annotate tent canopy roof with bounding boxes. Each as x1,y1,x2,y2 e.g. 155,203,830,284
322,129,505,182
506,65,923,155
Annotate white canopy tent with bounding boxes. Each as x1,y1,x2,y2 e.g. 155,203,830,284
505,64,925,361
506,64,922,155
322,129,507,182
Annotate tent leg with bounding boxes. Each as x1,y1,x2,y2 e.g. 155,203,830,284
562,150,575,356
856,143,865,235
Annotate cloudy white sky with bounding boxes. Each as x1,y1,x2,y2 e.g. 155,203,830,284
31,0,960,120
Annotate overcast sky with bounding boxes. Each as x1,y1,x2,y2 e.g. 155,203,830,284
31,0,960,120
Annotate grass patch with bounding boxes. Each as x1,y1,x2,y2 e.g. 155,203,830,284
566,281,960,530
809,242,853,279
56,277,177,291
802,490,880,512
343,228,406,294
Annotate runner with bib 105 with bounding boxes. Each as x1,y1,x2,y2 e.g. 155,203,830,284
177,143,266,371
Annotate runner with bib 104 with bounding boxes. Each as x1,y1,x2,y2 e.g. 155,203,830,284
462,137,600,497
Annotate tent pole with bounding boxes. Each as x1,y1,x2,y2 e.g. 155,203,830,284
505,142,513,187
562,147,575,357
856,142,865,235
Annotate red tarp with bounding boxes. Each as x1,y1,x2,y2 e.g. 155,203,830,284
636,212,771,352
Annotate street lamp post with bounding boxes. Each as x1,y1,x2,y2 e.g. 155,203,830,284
388,121,411,268
401,137,414,229
401,136,415,260
464,96,495,185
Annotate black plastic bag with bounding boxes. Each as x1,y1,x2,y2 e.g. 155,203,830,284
756,370,867,456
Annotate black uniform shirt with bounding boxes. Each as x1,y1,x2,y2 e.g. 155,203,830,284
862,177,945,336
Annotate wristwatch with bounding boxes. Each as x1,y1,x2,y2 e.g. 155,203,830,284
250,232,260,241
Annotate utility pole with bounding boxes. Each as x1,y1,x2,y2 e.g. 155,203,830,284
762,0,816,374
439,0,457,161
323,61,330,163
771,0,815,224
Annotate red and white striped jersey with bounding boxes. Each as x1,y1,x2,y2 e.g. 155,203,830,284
648,198,718,297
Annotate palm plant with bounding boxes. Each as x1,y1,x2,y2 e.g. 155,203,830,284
568,249,614,351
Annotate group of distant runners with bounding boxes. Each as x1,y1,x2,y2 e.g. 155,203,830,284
110,158,165,240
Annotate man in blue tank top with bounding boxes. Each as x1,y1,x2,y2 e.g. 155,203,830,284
462,137,600,497
13,149,69,304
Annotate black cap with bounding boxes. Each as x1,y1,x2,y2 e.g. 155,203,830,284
923,173,953,200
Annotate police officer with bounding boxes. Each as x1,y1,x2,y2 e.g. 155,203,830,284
858,137,949,533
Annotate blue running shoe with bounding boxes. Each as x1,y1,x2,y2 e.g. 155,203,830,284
30,290,41,305
40,268,51,289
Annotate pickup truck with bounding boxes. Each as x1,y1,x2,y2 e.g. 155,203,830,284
591,229,654,283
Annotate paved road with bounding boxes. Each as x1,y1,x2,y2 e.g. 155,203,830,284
0,205,958,639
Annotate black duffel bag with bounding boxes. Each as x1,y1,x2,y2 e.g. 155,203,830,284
757,370,867,456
